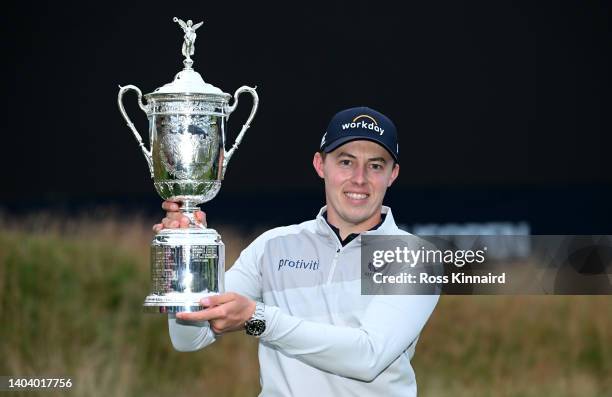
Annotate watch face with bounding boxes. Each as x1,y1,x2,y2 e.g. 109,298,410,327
246,319,266,336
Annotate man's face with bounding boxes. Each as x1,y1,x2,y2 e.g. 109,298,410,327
313,140,399,230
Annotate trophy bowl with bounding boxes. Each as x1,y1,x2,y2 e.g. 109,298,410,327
117,17,258,313
148,92,230,206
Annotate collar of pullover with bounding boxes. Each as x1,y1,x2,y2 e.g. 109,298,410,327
324,213,386,246
315,206,399,246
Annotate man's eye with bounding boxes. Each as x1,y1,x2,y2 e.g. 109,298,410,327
340,160,352,166
371,163,383,170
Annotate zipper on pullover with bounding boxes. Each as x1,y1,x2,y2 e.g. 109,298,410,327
326,247,341,284
321,218,344,285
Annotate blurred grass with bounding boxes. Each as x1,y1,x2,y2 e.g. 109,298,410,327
0,213,611,396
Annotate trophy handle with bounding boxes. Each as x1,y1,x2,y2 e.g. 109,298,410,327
222,85,259,178
118,84,154,178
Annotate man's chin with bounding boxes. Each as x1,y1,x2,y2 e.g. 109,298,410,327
339,210,376,227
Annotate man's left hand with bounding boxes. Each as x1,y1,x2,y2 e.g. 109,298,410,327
176,293,256,334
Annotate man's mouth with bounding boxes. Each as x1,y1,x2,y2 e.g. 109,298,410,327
344,192,369,200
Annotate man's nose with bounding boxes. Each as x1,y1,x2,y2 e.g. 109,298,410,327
351,165,367,185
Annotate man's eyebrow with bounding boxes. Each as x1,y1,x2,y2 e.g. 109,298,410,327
368,157,387,163
337,152,357,159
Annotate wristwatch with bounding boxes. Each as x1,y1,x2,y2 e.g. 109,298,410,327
245,301,266,337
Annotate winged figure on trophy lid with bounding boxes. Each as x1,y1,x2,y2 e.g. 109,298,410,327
173,17,204,68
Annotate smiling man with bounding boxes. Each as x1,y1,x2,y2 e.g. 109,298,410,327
156,107,439,396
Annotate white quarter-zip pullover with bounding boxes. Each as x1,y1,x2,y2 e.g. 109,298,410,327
168,206,439,396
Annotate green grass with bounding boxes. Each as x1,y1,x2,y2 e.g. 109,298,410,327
0,214,610,396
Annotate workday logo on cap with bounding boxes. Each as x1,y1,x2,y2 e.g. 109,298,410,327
342,114,385,136
320,106,399,163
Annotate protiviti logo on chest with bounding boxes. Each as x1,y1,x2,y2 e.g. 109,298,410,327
341,114,384,135
278,258,320,271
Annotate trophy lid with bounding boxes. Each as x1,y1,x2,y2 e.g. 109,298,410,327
149,17,227,97
153,69,225,95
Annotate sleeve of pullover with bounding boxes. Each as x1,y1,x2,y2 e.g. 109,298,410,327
259,293,439,382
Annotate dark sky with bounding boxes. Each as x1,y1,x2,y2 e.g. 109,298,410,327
2,1,612,201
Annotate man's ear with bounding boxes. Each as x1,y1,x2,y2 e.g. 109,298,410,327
388,163,400,187
313,152,325,179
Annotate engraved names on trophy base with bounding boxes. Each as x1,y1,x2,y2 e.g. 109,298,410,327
151,245,220,295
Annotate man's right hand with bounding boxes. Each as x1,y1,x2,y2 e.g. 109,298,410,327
152,200,207,233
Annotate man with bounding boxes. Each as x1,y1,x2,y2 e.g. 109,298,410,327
154,107,439,396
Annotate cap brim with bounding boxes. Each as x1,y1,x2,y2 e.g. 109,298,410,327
322,136,399,163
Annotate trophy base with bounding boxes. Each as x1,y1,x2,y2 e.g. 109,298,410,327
144,227,225,314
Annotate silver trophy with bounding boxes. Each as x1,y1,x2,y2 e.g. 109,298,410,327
117,17,259,313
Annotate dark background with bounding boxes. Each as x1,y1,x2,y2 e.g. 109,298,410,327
2,1,612,232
